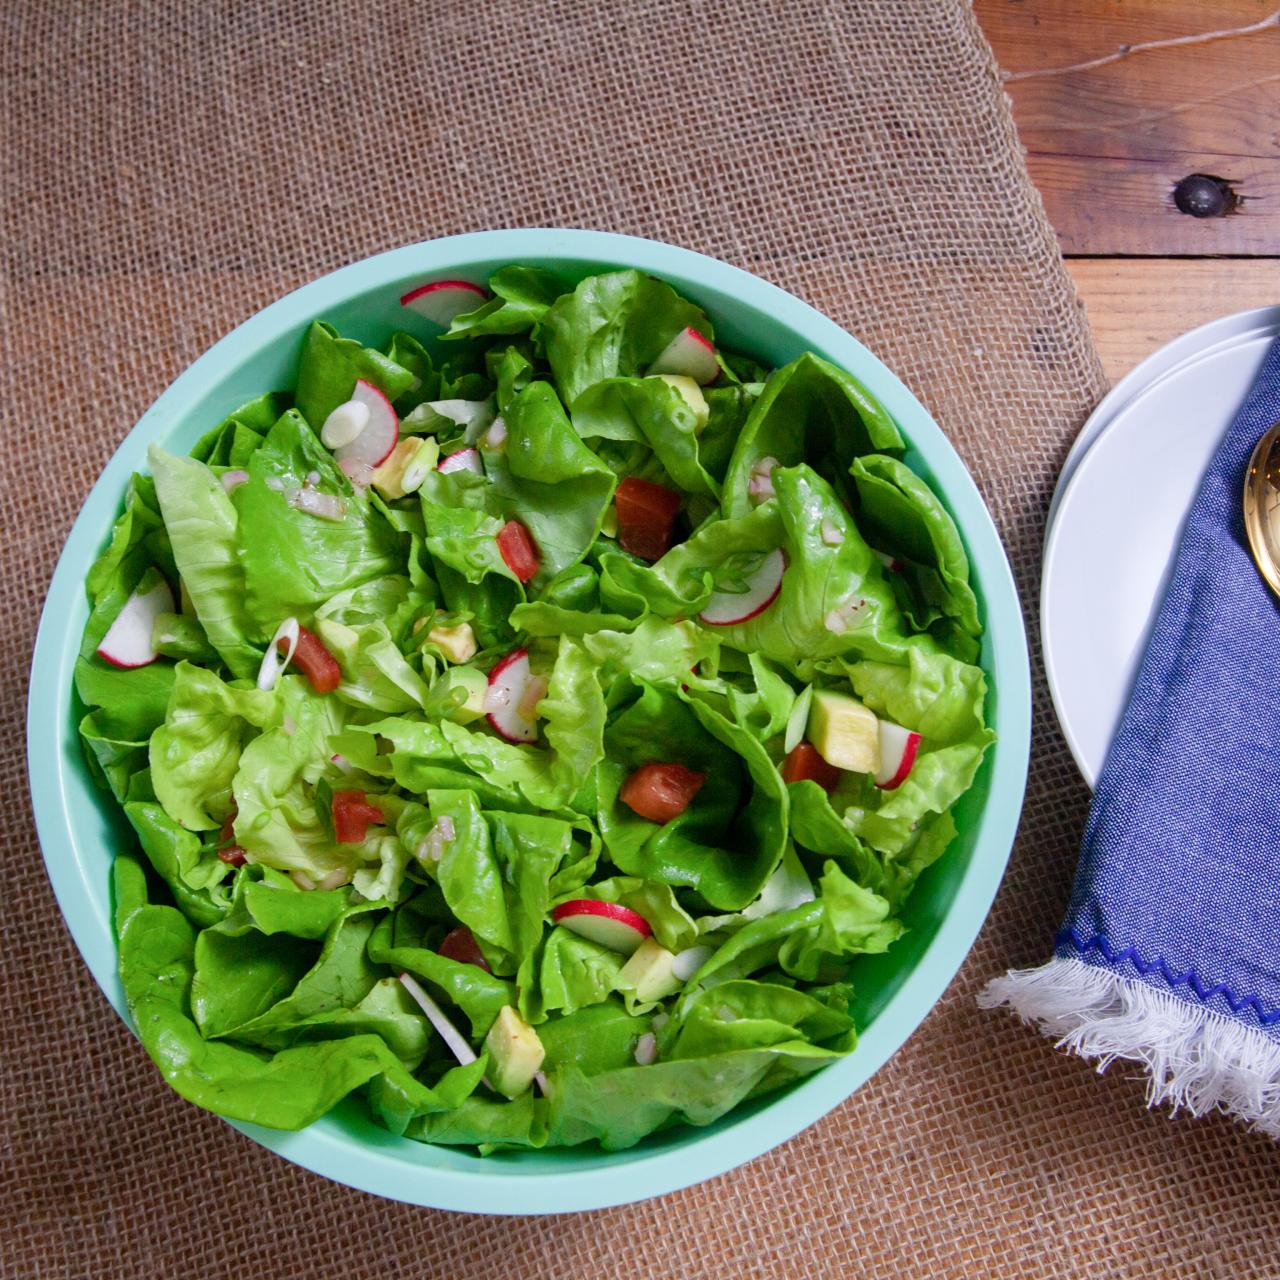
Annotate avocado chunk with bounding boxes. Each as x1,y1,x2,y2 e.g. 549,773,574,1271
484,1005,546,1099
808,689,880,774
616,937,682,1003
427,621,477,664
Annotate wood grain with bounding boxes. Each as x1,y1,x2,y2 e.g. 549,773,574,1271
1068,258,1280,381
976,0,1280,255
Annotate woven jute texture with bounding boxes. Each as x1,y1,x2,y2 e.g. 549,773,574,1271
5,2,1277,1276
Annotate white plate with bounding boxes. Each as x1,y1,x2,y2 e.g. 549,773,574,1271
1043,306,1280,787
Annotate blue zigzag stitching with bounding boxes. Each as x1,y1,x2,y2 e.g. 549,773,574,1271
1056,928,1280,1028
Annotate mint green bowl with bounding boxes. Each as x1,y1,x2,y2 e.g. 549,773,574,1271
28,230,1030,1213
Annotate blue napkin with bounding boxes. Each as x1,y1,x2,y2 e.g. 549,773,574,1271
983,337,1280,1133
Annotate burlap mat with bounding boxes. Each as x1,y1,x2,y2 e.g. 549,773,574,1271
4,2,1275,1276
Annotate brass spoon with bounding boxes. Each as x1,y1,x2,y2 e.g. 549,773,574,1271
1243,422,1280,598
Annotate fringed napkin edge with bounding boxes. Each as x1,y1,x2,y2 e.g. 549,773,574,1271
980,954,1280,1135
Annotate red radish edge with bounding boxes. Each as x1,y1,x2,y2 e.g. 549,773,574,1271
437,448,484,476
335,380,398,473
400,280,488,326
648,327,719,385
96,577,175,669
698,548,786,626
875,721,922,789
484,648,539,743
551,900,652,954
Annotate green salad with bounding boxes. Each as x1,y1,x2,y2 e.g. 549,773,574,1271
79,265,993,1152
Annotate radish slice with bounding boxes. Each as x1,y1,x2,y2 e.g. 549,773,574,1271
330,753,353,774
333,381,398,481
256,616,300,690
874,549,903,572
648,326,719,385
783,684,814,755
221,469,249,493
339,457,373,488
698,548,786,626
401,280,488,327
484,648,540,743
437,448,484,477
551,901,652,955
875,721,922,789
671,945,713,982
398,972,477,1066
96,576,175,669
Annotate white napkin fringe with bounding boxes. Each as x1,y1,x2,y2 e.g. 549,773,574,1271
979,955,1280,1136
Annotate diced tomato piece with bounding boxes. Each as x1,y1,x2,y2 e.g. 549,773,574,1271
614,477,683,561
782,742,842,794
438,926,492,973
281,625,342,694
218,845,247,867
219,804,237,844
619,762,707,824
497,520,540,582
332,789,385,844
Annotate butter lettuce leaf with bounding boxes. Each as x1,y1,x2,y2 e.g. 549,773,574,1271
596,681,787,911
722,352,904,517
572,376,719,498
234,410,401,632
148,445,260,677
443,266,563,340
115,855,455,1131
294,320,414,429
150,663,278,832
542,269,713,407
850,453,980,657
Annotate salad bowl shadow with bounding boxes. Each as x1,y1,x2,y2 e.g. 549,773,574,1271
28,229,1030,1213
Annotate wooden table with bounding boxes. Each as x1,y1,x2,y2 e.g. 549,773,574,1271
976,1,1280,382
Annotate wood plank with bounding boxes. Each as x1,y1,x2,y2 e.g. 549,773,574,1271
975,0,1280,255
1067,258,1280,382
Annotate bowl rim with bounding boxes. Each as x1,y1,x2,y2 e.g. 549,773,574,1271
27,228,1030,1213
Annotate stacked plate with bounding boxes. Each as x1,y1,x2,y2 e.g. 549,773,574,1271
1043,307,1280,786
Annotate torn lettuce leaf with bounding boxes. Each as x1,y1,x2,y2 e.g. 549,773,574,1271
542,269,713,407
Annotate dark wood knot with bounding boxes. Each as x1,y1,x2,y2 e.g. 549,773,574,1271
1172,174,1239,218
